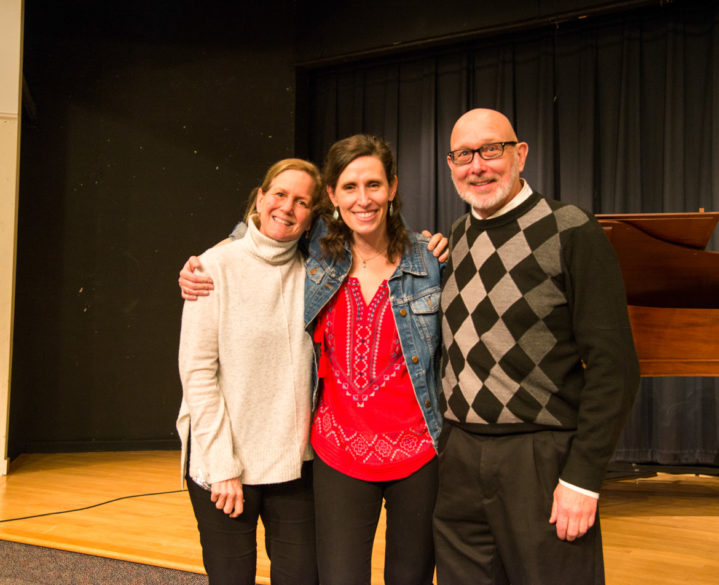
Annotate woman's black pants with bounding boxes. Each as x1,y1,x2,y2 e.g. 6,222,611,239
313,455,438,585
187,461,317,585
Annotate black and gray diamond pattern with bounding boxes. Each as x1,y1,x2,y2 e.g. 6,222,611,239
441,198,590,426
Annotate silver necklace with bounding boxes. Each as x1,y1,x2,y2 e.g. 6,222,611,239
353,246,386,269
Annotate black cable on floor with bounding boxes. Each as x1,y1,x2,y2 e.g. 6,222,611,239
0,489,188,523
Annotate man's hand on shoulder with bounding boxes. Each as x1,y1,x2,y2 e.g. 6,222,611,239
549,482,597,542
421,230,449,263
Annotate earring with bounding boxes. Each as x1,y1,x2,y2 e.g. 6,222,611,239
389,202,394,216
333,207,339,220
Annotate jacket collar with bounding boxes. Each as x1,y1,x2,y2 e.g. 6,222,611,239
308,217,429,278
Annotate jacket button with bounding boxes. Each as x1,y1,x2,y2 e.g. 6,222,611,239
424,400,431,407
411,356,419,364
400,309,407,316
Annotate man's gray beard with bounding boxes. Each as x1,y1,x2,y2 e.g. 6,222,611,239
455,182,509,212
452,156,519,213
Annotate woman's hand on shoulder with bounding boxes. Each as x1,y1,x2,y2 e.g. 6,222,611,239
421,230,449,263
178,238,233,300
178,256,214,300
210,477,244,518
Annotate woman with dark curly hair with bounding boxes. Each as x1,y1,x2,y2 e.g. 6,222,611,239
304,135,442,585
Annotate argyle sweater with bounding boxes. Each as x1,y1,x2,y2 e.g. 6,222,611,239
440,191,639,492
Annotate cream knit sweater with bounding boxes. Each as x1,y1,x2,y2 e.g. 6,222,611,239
177,218,313,488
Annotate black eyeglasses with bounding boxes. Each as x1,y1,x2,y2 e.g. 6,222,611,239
448,142,518,165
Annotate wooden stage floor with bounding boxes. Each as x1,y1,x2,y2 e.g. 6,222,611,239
1,451,717,584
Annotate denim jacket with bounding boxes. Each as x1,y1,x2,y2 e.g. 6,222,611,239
303,219,443,449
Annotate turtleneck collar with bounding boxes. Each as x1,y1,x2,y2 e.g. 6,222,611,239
245,214,300,266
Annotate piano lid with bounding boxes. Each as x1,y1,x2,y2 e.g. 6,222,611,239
597,211,719,250
597,211,719,309
597,210,719,376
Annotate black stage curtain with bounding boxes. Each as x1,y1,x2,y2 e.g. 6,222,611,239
305,1,719,467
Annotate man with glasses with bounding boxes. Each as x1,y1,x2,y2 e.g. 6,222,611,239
434,108,639,585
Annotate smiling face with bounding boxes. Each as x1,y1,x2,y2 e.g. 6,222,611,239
448,109,528,218
255,169,315,242
327,155,397,242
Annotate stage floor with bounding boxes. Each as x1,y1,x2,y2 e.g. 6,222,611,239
1,451,717,584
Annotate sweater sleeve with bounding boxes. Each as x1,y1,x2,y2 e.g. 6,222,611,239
178,254,243,484
559,216,640,492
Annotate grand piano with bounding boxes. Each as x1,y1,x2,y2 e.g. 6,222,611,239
597,210,719,377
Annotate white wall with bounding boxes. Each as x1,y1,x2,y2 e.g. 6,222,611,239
0,0,24,475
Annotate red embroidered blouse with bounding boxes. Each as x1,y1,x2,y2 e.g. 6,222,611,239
310,277,435,481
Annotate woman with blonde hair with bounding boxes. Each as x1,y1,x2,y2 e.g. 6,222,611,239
177,158,322,585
